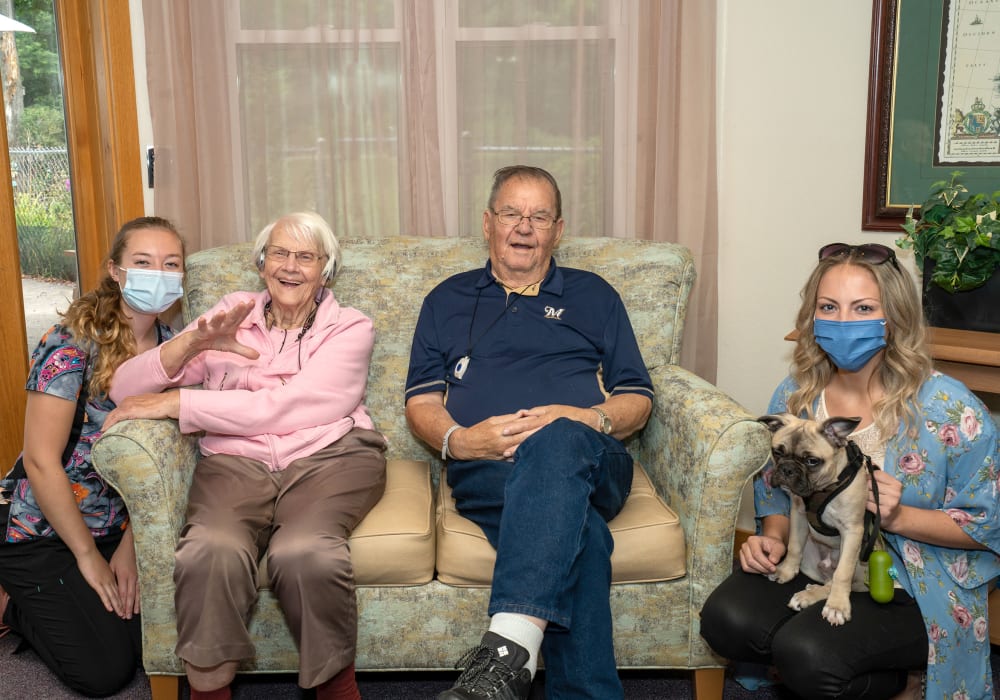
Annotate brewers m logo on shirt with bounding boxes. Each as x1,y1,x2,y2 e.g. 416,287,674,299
544,306,564,320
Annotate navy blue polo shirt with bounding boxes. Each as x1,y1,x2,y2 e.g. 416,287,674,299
405,258,653,427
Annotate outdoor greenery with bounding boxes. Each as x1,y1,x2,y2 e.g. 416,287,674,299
10,0,63,147
15,188,76,281
6,0,76,281
896,171,1000,293
15,103,65,147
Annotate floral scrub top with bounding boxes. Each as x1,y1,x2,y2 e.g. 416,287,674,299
755,372,1000,700
0,322,173,543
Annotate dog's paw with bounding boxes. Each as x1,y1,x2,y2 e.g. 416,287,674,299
821,601,852,626
821,590,852,626
770,562,798,585
787,584,830,611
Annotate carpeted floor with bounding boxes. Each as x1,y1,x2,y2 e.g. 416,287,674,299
0,630,771,699
1,631,998,699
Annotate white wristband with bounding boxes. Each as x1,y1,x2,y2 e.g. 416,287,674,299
441,424,461,460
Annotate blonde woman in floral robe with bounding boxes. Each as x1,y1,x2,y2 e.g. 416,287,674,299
700,243,1000,700
755,374,999,698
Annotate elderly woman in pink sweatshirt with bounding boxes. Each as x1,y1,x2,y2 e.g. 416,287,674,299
107,211,385,700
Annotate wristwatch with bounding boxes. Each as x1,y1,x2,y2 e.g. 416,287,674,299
591,407,612,435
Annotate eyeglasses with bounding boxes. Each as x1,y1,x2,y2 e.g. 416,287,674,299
818,242,900,271
265,246,327,266
491,209,557,230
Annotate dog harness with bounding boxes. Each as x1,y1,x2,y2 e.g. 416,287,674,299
804,440,881,562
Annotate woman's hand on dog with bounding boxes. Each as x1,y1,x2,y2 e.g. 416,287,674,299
739,534,787,575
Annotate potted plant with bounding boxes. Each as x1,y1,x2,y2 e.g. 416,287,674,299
895,171,1000,332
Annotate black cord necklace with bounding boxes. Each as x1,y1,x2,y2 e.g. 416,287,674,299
453,281,533,380
265,300,319,370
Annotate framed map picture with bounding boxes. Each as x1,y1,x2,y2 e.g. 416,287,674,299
862,0,1000,231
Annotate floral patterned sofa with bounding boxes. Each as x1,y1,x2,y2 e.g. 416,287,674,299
93,236,770,700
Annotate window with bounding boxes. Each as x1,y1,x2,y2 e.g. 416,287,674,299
230,1,629,237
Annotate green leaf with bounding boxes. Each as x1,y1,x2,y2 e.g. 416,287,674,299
903,172,1000,293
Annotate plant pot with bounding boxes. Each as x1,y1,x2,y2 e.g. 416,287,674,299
922,259,1000,333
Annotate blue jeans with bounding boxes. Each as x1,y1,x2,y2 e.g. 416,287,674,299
447,418,634,700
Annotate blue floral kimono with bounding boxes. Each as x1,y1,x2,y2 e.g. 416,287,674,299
755,372,1000,700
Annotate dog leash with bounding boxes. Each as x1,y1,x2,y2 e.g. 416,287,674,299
851,441,882,563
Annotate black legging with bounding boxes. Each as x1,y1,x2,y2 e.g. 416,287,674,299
700,569,927,699
0,531,141,697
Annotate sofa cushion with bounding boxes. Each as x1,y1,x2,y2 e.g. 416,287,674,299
435,462,686,587
352,459,436,585
258,458,435,588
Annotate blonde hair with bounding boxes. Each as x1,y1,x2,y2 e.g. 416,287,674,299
788,252,932,437
61,217,184,397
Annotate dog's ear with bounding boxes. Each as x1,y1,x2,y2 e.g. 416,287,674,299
758,413,791,433
820,416,862,447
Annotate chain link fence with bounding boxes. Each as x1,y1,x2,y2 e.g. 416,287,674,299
11,148,77,281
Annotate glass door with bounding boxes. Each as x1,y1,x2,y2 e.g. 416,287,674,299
0,0,143,466
5,2,78,356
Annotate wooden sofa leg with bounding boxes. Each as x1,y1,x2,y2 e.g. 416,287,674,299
149,674,181,700
692,667,725,700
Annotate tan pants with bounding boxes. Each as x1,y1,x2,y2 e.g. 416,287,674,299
173,428,387,688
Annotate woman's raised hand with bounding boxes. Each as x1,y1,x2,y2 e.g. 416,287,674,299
191,301,260,359
159,300,260,377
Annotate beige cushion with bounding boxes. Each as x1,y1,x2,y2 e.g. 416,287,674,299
351,459,436,585
260,458,436,588
436,462,686,587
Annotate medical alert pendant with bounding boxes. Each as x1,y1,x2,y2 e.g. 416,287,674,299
454,355,470,379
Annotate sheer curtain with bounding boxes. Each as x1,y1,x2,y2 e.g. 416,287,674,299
143,0,718,380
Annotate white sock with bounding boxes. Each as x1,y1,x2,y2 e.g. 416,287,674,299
488,613,544,678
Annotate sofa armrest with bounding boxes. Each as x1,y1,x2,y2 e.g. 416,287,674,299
631,365,769,604
93,419,199,538
92,419,199,670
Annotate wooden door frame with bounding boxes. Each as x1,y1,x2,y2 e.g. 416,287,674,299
56,0,144,291
0,0,143,466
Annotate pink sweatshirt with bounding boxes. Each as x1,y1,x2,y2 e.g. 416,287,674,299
110,290,377,471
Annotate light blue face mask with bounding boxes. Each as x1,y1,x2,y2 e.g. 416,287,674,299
812,318,887,372
119,267,184,314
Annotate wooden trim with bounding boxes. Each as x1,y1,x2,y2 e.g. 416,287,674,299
0,104,30,467
148,674,181,700
692,667,725,700
989,587,1000,646
926,328,1000,394
926,327,1000,367
55,0,144,292
733,527,751,557
861,0,901,231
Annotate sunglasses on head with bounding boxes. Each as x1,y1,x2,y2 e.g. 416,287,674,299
818,242,900,271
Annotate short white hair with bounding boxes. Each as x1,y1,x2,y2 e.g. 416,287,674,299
253,211,341,283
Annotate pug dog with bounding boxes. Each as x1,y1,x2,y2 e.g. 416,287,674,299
759,413,870,626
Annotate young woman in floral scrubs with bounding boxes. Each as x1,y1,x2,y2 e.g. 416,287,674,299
0,217,184,696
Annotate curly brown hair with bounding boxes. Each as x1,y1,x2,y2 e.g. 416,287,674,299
60,217,184,397
788,251,932,437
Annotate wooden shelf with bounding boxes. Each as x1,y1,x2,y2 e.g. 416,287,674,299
925,327,1000,366
926,327,1000,395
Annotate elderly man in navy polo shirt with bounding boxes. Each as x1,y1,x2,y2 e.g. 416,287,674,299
405,165,653,700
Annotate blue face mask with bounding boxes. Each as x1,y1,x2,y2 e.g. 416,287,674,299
812,318,887,372
119,267,184,314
